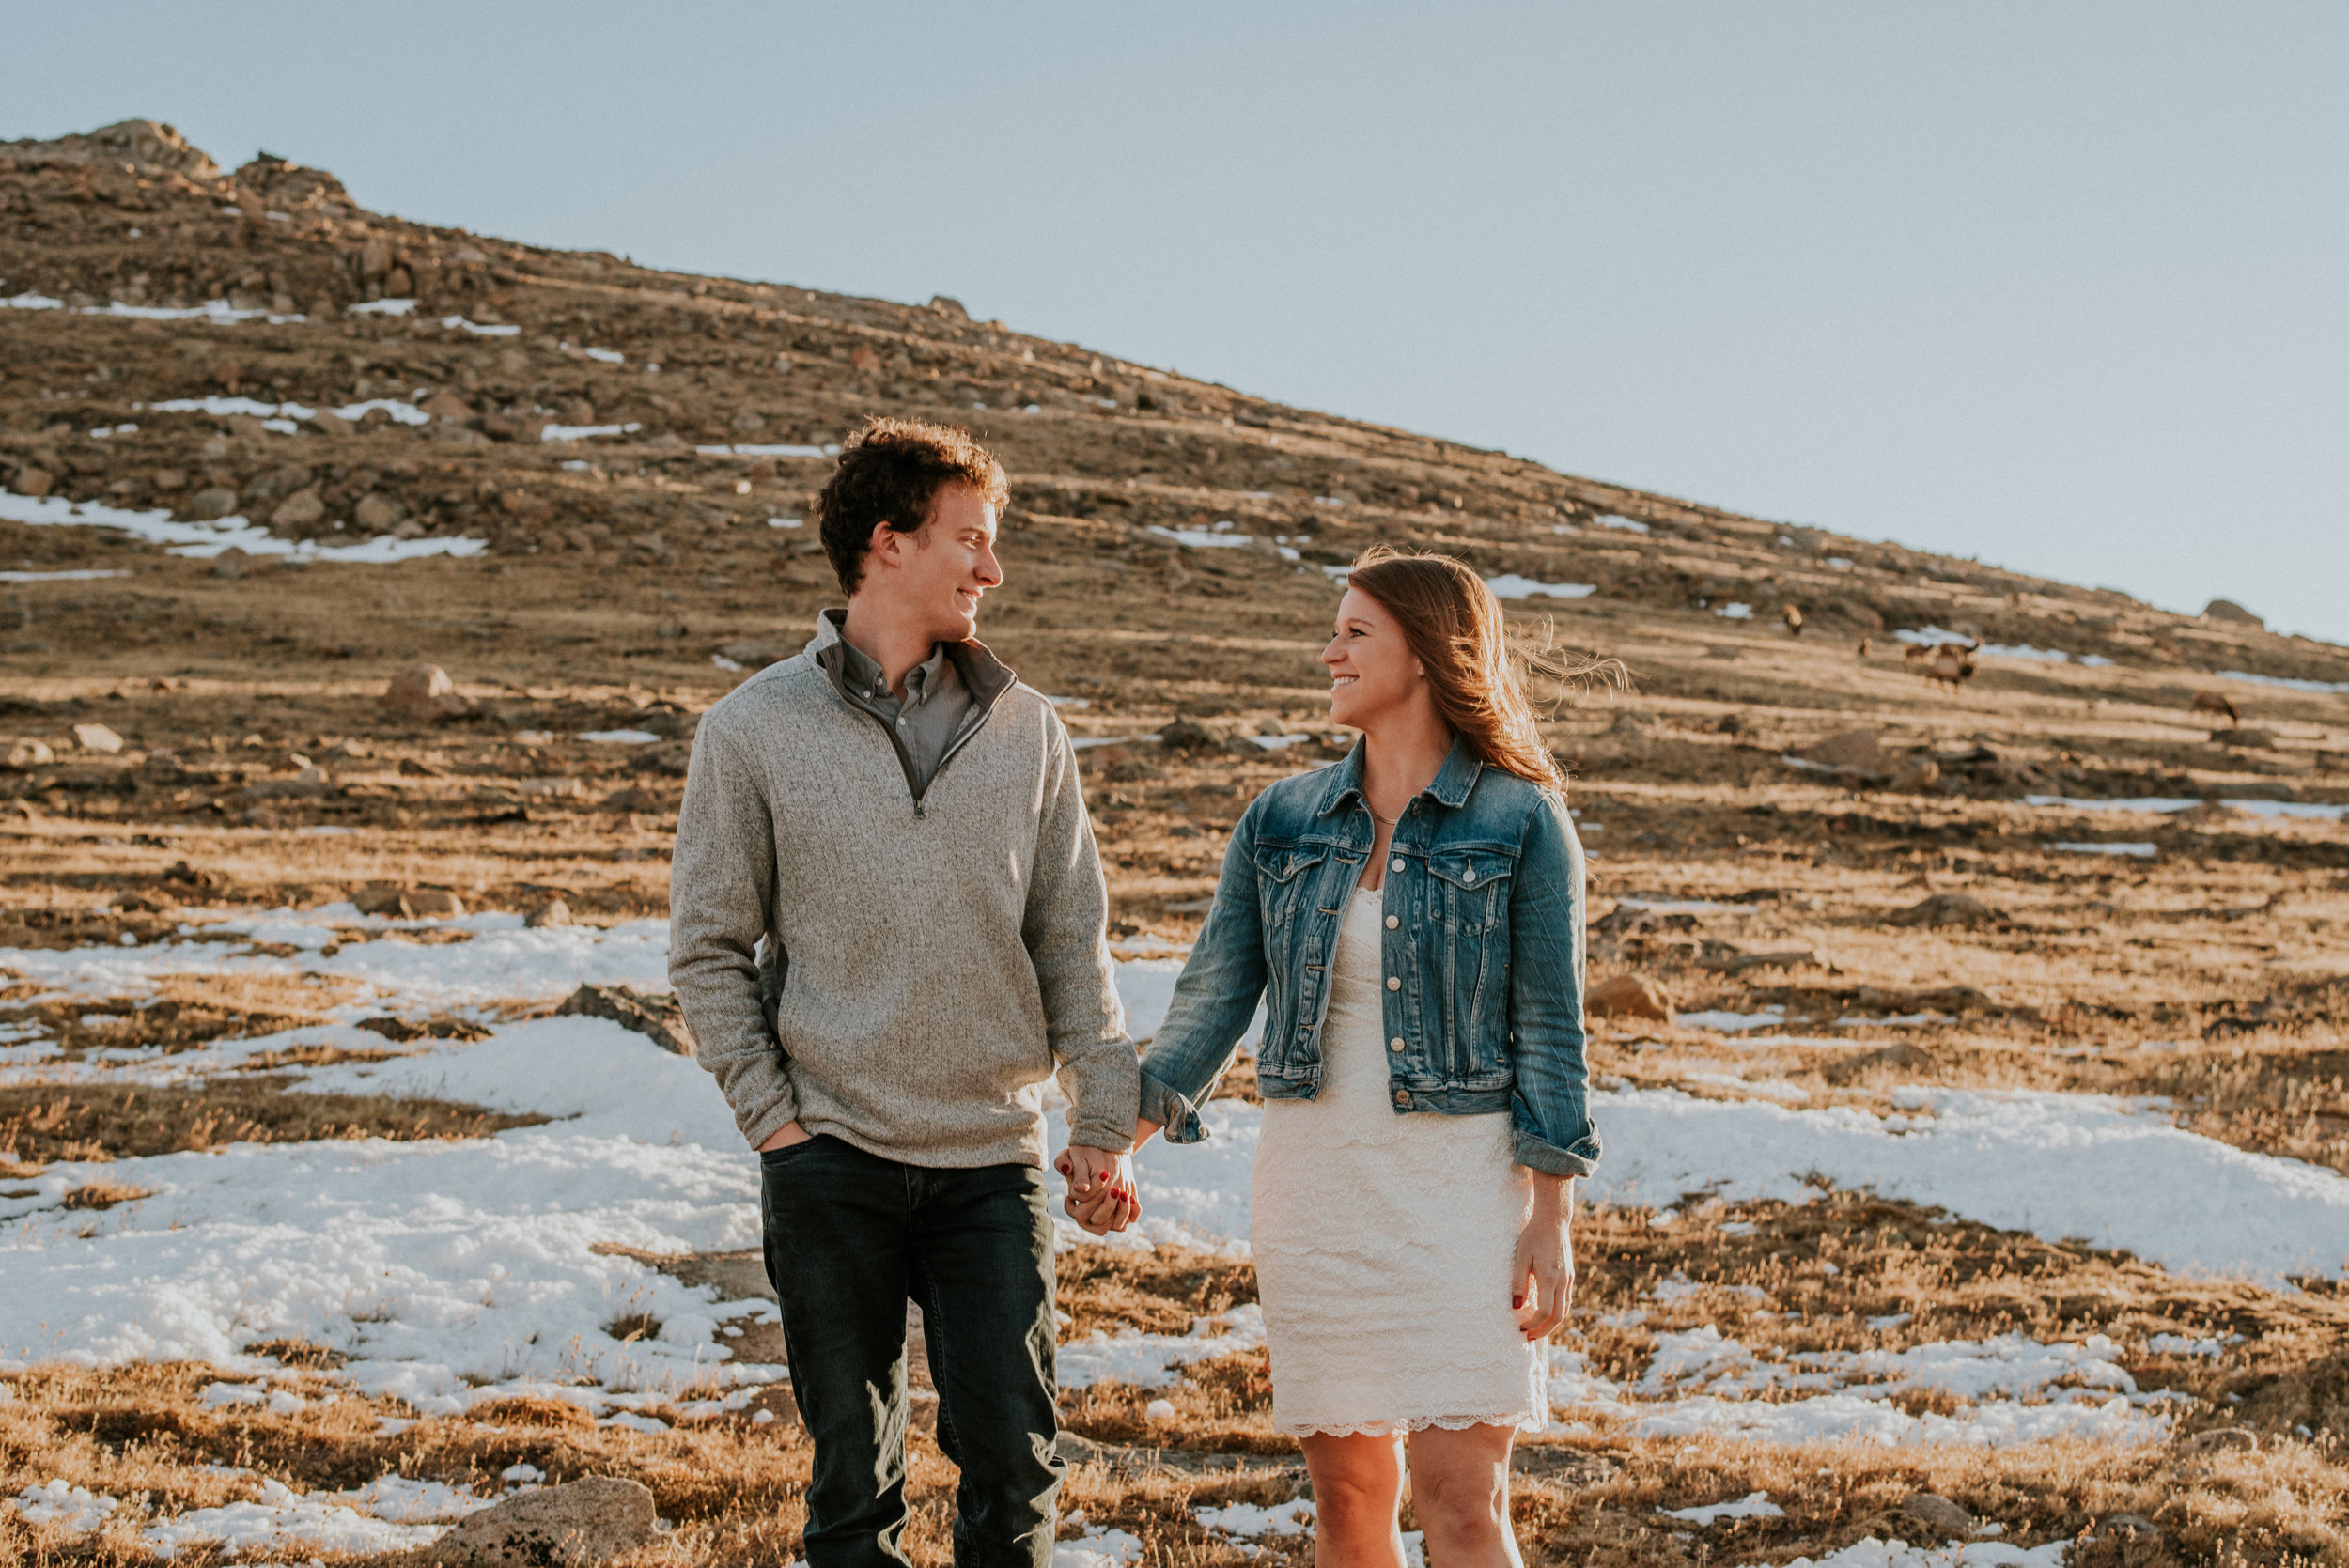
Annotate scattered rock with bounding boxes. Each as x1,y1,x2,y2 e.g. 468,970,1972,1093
716,639,786,669
352,883,414,917
4,739,54,769
1796,727,1884,772
184,486,240,520
524,899,571,928
1826,1041,1935,1084
271,488,326,529
1887,756,1940,793
245,463,314,504
2202,598,2263,629
71,722,123,754
1898,1493,1975,1540
555,984,695,1056
11,466,54,499
1587,973,1673,1021
406,888,464,918
2214,729,2279,750
2190,690,2241,725
381,662,474,722
241,766,329,801
2097,1514,2164,1543
1158,716,1225,753
429,1475,659,1566
603,786,661,814
398,755,443,777
1887,893,1999,928
353,493,407,533
211,547,252,580
929,295,969,319
2180,1426,2257,1454
420,390,478,426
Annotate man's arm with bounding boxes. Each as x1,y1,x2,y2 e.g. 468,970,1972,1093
1023,707,1141,1155
668,719,801,1150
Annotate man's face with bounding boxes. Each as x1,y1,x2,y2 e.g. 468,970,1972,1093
892,484,1003,644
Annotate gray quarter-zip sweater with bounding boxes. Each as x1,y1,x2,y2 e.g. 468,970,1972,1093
668,614,1138,1167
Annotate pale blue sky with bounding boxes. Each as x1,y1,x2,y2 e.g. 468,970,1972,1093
13,4,2345,644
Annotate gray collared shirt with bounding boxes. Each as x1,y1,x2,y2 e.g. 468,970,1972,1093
831,632,976,796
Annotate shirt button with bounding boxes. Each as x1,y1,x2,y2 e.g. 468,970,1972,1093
1385,975,1401,991
1462,867,1475,883
1384,914,1399,929
1389,1036,1406,1052
1390,857,1405,873
1394,1089,1412,1107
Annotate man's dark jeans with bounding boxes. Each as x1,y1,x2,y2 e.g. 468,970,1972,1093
760,1135,1062,1568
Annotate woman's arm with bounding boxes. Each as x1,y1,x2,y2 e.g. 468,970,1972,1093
1514,1172,1577,1339
1135,798,1271,1145
1506,791,1603,1177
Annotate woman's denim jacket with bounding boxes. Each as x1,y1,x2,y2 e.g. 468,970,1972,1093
1138,738,1601,1177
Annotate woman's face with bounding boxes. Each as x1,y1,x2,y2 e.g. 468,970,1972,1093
1321,586,1423,729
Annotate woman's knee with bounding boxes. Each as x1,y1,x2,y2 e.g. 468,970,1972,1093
1412,1461,1509,1541
1303,1437,1404,1525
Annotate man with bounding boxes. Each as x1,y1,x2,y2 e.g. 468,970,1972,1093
669,418,1140,1567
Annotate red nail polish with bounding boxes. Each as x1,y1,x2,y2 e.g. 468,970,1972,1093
1512,1296,1523,1309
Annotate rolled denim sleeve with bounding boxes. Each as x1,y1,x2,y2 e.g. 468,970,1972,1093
1136,798,1268,1144
1507,790,1602,1177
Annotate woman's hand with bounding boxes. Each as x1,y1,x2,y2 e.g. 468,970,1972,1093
1054,1145,1139,1235
1512,1173,1577,1341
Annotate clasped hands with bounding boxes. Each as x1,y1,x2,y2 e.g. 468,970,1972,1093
1054,1143,1139,1235
1054,1117,1161,1236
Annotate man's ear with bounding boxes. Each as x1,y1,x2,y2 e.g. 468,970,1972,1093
864,519,901,572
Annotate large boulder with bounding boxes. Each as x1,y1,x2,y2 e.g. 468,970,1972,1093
429,1476,659,1566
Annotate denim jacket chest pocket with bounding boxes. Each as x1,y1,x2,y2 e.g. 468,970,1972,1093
1405,846,1517,1079
1254,842,1335,1072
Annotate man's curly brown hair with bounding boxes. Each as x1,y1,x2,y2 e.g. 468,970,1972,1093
816,418,1009,594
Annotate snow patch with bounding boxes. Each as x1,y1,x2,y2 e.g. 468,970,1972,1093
1485,575,1597,600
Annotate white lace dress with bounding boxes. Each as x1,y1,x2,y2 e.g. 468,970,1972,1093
1251,885,1545,1437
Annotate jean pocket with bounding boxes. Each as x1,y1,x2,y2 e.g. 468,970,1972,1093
757,1135,825,1167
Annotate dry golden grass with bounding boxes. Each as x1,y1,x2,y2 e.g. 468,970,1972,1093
0,1080,545,1166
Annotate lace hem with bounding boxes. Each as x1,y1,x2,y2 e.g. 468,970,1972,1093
1277,1409,1542,1438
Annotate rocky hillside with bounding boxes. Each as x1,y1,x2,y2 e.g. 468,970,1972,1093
5,119,2342,693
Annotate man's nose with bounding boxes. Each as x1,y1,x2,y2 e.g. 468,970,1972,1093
977,545,1003,586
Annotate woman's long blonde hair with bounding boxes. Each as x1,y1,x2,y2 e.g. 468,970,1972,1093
1345,546,1619,791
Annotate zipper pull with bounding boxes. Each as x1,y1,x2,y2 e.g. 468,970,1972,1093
914,800,926,819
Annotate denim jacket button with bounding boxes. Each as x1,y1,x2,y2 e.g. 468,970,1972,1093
1394,1089,1412,1107
1390,857,1405,873
1462,867,1475,883
1385,975,1401,991
1384,914,1398,929
1388,1036,1405,1052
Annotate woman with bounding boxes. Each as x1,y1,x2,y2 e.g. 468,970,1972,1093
1134,548,1600,1568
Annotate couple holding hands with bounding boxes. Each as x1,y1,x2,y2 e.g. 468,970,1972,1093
671,419,1599,1568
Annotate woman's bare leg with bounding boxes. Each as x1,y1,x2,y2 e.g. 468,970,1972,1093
1404,1423,1521,1568
1299,1431,1409,1568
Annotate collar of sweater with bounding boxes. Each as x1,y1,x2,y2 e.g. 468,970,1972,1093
807,607,1016,709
